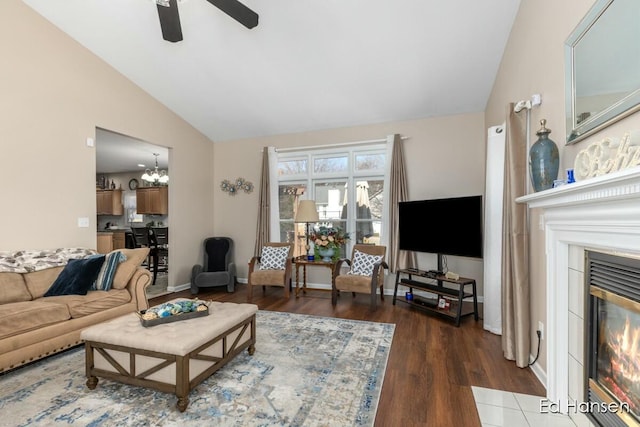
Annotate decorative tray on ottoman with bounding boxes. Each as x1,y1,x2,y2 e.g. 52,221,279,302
138,300,209,327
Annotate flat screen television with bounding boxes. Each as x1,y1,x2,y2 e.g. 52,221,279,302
398,195,483,259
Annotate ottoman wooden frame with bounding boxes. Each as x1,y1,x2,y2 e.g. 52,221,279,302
81,300,257,412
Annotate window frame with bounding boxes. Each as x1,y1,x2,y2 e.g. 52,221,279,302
276,143,386,256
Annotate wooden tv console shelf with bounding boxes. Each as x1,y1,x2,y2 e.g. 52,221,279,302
392,268,479,326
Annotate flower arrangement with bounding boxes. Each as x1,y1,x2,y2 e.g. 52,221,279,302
310,225,350,261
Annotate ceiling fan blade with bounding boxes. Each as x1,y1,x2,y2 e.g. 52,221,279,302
156,0,183,42
205,0,259,29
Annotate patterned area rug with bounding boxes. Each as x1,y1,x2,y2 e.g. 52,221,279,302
0,311,394,426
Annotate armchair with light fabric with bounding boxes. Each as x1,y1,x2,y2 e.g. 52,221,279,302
247,243,294,302
331,244,388,310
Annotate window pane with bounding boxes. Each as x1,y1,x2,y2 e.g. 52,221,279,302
314,181,346,220
278,184,306,220
279,221,308,258
313,156,348,173
355,153,385,171
357,220,382,245
353,180,383,244
279,221,293,243
278,159,307,176
362,180,384,221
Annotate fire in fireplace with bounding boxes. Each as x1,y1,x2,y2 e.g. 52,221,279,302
587,250,640,427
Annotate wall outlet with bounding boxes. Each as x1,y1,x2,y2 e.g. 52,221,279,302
537,321,544,340
77,217,90,228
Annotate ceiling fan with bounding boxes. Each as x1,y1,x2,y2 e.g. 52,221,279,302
155,0,258,43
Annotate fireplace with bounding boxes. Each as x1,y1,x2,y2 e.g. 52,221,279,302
518,167,640,426
586,250,640,426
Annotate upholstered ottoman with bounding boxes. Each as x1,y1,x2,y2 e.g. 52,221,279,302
80,299,258,412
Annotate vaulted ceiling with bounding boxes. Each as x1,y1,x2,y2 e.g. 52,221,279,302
23,0,521,143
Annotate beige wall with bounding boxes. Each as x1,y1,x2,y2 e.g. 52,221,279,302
0,1,215,286
486,0,640,373
8,0,629,380
213,112,486,292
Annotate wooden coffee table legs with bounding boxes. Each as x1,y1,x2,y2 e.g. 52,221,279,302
84,314,256,412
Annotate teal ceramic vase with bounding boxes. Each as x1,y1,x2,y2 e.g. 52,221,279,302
529,119,559,192
317,247,335,262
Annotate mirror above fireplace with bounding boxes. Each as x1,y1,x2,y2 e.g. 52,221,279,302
565,0,640,144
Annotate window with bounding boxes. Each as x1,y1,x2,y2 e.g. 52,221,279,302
276,145,386,258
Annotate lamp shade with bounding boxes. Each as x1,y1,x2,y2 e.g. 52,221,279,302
295,200,319,223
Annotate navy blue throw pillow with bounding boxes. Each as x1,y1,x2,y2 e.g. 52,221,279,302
44,255,106,297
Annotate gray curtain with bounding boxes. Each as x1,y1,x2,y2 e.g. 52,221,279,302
501,104,530,368
254,147,270,256
388,134,416,272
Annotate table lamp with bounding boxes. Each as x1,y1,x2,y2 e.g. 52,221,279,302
295,200,319,260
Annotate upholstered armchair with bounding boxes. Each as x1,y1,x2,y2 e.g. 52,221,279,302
247,242,294,302
191,237,236,294
332,244,388,310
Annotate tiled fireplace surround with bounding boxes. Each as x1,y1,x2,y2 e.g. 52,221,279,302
518,167,640,426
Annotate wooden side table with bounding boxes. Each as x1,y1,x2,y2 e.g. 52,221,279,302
293,256,336,296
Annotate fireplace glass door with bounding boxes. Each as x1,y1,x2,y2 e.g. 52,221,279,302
587,250,640,427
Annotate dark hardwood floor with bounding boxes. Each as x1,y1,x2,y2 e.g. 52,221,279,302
150,284,546,427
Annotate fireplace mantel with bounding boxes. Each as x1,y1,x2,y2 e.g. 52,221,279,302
516,166,640,417
516,167,640,209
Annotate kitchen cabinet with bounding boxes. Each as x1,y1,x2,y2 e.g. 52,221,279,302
96,189,123,215
136,186,168,215
97,233,113,254
96,231,126,254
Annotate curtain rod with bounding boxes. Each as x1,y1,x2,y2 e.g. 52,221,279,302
275,135,409,153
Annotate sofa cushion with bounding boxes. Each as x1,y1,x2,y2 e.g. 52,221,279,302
24,266,64,299
111,248,149,290
41,289,132,318
44,255,106,297
250,269,286,286
0,273,31,304
92,251,126,291
0,300,71,340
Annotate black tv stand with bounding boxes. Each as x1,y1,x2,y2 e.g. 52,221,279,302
392,268,479,327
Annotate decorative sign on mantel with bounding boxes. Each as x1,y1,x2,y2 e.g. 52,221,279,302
574,130,640,181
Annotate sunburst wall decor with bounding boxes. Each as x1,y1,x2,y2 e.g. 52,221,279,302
220,177,254,196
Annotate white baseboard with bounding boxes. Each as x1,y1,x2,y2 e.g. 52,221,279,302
167,282,190,293
529,354,547,392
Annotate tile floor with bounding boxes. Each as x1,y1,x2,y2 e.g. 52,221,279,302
472,386,581,427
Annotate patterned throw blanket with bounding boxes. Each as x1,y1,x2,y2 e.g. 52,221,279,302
0,248,97,273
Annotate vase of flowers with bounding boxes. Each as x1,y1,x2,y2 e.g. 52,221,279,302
310,225,350,262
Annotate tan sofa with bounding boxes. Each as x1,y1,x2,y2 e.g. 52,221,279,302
0,248,152,373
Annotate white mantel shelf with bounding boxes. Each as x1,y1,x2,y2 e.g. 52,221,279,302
516,167,640,209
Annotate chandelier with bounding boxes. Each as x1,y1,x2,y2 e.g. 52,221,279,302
141,153,169,185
